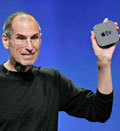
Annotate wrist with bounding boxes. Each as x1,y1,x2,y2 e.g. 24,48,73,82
97,59,111,69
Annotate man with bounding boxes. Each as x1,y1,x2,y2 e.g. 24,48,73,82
0,11,119,131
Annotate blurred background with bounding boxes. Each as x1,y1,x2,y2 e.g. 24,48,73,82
0,0,120,130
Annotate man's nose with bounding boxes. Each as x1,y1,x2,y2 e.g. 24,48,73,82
26,39,33,51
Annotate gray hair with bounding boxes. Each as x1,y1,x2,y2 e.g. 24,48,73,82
3,11,41,38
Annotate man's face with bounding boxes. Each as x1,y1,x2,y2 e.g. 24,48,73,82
8,16,41,66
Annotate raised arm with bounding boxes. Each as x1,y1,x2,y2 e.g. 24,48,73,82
91,18,120,94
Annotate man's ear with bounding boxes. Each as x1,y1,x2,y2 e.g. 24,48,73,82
40,33,42,44
40,33,42,38
2,33,9,49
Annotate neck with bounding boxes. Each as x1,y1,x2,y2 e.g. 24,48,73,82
3,60,31,72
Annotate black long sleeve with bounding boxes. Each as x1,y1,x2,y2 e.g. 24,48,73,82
0,65,113,131
57,70,113,122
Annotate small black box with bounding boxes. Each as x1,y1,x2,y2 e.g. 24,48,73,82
93,21,119,47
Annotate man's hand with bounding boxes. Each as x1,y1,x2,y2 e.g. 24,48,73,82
91,18,120,67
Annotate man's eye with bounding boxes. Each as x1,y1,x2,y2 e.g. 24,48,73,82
31,36,39,40
17,37,25,40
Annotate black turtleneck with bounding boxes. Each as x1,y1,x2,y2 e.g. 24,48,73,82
0,64,113,131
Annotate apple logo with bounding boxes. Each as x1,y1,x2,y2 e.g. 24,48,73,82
101,32,105,37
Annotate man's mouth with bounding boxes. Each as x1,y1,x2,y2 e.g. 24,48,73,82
21,53,35,55
21,52,36,60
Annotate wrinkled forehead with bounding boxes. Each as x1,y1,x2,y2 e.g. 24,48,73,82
11,15,40,36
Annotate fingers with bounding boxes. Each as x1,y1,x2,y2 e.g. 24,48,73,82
103,18,118,26
114,22,118,26
116,25,119,31
103,18,119,32
114,22,119,31
103,18,108,23
119,34,120,39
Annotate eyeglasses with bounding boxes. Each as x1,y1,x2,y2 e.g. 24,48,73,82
10,33,41,47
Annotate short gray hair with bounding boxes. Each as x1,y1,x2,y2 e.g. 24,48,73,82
3,11,41,38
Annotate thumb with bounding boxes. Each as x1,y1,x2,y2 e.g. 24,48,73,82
91,31,97,47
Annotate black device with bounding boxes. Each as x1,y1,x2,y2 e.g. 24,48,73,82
93,21,119,47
